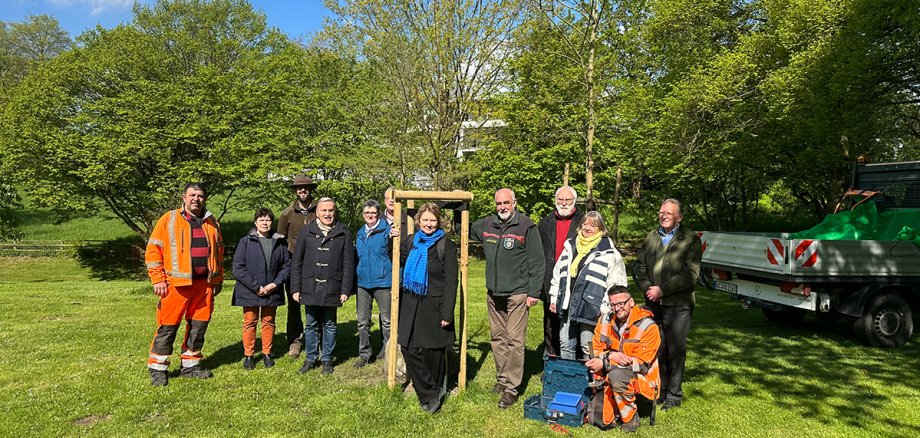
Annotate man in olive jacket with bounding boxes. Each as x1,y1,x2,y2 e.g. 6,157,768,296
470,188,544,408
634,198,702,411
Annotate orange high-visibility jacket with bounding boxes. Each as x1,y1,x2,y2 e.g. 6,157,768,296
145,208,224,286
593,305,661,400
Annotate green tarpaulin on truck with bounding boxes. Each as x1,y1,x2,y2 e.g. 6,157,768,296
788,200,920,242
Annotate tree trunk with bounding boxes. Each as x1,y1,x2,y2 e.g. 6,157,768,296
585,4,597,203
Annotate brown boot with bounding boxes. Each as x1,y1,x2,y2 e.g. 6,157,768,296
621,415,640,433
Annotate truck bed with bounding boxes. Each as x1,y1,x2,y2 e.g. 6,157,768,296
699,231,920,282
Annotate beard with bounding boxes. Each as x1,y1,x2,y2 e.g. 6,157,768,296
556,204,575,217
498,210,513,221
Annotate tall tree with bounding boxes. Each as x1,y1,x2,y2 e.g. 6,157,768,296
0,15,71,240
325,0,524,189
1,0,300,235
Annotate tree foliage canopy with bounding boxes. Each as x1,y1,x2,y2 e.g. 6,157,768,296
2,0,919,237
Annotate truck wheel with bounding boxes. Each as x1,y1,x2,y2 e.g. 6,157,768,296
762,307,807,324
854,293,913,348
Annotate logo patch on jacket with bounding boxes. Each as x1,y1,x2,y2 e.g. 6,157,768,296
503,237,514,249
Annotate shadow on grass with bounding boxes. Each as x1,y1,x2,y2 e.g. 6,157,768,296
461,326,544,396
460,325,491,384
74,236,147,281
205,319,361,370
690,291,920,432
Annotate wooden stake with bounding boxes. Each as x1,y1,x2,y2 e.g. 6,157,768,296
387,201,402,390
389,190,474,202
407,200,415,234
459,209,470,390
563,163,570,186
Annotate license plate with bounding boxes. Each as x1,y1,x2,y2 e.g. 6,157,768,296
713,280,738,294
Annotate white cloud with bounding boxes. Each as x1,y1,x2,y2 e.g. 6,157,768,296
48,0,134,16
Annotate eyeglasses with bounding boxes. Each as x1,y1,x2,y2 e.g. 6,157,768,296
556,197,574,203
296,188,311,192
363,211,378,216
611,298,632,309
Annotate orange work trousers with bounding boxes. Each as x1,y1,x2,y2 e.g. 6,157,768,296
242,306,277,356
147,278,214,371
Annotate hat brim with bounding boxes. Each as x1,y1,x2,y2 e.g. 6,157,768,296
289,183,318,189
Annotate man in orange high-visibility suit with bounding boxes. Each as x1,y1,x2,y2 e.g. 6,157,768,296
585,285,660,433
145,183,225,386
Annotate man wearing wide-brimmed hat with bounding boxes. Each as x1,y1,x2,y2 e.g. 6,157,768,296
278,174,319,357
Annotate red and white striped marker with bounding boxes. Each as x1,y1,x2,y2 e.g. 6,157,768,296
794,240,819,268
765,238,784,265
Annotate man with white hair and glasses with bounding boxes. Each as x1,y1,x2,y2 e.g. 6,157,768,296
537,186,585,357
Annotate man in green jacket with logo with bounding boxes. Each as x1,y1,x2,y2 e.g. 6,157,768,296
470,188,545,409
634,198,702,411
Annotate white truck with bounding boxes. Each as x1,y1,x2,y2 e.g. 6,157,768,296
699,161,920,347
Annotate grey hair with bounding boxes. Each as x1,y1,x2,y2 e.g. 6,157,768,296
579,210,608,236
555,186,578,201
496,187,516,201
363,199,380,212
317,197,336,208
661,198,682,214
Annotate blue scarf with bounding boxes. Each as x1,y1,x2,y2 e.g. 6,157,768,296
402,229,445,296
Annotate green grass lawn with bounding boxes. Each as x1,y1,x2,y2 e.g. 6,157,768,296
1,258,918,437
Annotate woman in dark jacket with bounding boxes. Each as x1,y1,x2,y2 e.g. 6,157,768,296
291,197,356,375
399,202,458,414
232,207,290,370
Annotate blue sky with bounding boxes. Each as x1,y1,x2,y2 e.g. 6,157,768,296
0,0,332,39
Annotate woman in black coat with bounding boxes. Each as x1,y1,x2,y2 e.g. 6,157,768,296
399,202,458,414
232,207,290,370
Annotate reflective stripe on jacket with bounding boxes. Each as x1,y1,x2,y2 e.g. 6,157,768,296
548,236,626,324
593,305,661,401
146,208,225,286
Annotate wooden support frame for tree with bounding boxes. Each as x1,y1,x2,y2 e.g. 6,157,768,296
386,189,474,391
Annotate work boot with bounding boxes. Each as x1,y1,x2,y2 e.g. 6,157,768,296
621,416,640,433
262,354,275,368
288,342,302,358
498,391,519,409
298,360,317,374
180,365,213,379
321,361,334,375
149,369,168,387
661,398,681,411
242,356,255,370
420,397,442,414
353,357,369,369
491,383,504,394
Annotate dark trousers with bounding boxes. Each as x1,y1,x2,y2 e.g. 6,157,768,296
542,299,561,357
304,305,337,363
648,303,694,401
402,342,446,407
285,278,304,347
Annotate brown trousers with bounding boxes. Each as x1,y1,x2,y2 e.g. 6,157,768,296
487,293,530,396
243,306,277,356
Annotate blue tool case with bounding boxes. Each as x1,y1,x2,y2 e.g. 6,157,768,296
523,356,592,427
